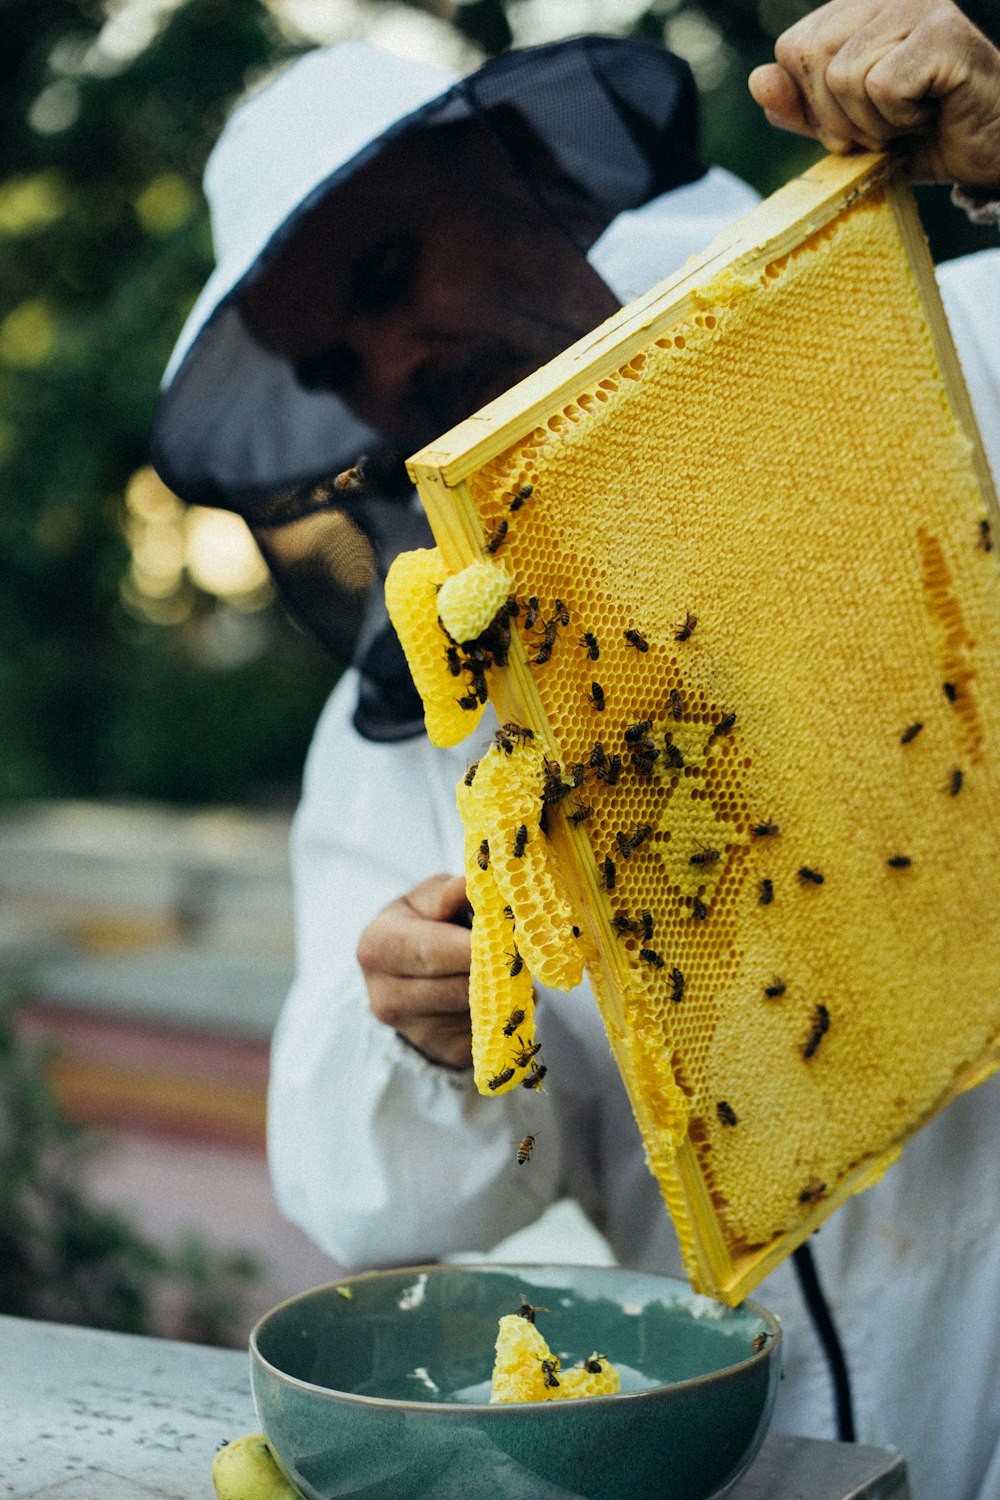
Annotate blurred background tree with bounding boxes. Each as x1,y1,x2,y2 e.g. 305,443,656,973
4,0,996,808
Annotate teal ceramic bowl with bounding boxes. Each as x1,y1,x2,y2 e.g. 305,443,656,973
250,1263,781,1500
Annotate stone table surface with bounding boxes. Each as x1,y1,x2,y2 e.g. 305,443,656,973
2,1314,909,1499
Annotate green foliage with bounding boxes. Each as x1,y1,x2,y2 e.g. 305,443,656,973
1,0,334,806
2,0,994,806
0,985,259,1345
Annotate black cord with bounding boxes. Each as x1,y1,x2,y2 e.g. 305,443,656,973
792,1240,856,1443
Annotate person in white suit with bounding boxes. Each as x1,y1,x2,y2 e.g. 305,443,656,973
151,10,1000,1494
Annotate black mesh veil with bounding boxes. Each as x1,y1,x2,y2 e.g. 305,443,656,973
150,36,705,740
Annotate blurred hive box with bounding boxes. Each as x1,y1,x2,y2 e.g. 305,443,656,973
406,153,1000,1303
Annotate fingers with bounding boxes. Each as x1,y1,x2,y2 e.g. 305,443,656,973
357,875,474,1068
768,0,887,152
748,63,816,137
404,872,469,923
359,878,471,981
750,0,1000,184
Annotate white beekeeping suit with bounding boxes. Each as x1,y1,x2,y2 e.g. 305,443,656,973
151,36,1000,1500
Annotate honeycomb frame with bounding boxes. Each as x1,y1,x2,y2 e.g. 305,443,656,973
405,154,1000,1303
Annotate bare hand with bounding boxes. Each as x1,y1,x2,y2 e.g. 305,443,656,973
357,874,473,1068
748,0,1000,190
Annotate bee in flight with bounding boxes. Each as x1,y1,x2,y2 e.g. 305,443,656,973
515,1292,548,1322
515,1134,536,1166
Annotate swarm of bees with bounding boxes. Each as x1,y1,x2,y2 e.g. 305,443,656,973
457,545,970,1204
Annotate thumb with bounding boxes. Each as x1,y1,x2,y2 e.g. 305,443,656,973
406,872,469,923
748,63,815,135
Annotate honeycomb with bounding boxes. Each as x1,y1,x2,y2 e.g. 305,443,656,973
401,156,1000,1302
384,546,488,746
490,1314,620,1404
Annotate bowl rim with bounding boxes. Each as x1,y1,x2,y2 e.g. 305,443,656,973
249,1260,782,1417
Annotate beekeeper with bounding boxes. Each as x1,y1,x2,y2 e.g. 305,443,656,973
151,19,1000,1500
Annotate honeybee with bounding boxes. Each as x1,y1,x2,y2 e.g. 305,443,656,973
615,830,634,860
670,967,685,1003
668,689,684,720
624,629,649,652
949,768,964,796
751,821,779,838
802,1003,831,1059
457,693,479,711
523,597,541,630
716,1100,738,1126
630,825,653,852
597,754,623,786
887,854,912,869
900,721,923,744
488,1067,515,1091
711,711,736,737
689,841,720,866
546,599,568,627
567,802,594,825
333,462,366,493
588,740,607,769
580,632,600,660
582,1356,605,1374
798,866,824,885
470,664,489,703
476,839,490,871
515,1293,548,1322
751,1331,771,1354
507,948,524,978
512,824,528,858
509,483,534,511
506,722,535,743
623,719,653,743
540,1359,560,1389
630,740,660,774
484,519,509,554
515,1134,536,1166
521,1062,548,1091
664,741,685,769
568,762,585,788
763,977,786,998
511,1033,542,1067
612,912,640,938
502,1007,526,1037
692,896,708,921
599,855,617,890
675,611,698,642
588,681,606,711
759,878,774,906
534,621,558,665
943,680,958,702
640,910,654,942
463,761,480,786
494,727,515,755
639,947,664,967
543,760,571,805
445,645,462,677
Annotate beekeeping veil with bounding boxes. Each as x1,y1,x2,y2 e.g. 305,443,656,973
150,37,758,739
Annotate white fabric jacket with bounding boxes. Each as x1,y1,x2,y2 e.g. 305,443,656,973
269,242,1000,1500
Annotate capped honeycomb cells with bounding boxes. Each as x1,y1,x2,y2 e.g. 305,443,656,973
437,560,515,645
441,186,1000,1275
